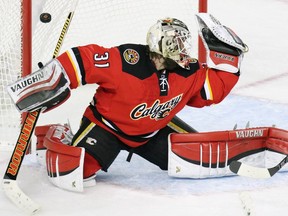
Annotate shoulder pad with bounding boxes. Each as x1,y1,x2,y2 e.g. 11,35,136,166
118,44,155,79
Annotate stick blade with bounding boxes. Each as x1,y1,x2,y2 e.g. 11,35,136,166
2,179,40,214
229,161,271,179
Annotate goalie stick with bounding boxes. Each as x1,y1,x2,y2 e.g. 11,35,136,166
229,154,288,179
2,1,78,214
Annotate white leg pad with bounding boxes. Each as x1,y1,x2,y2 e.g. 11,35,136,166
168,135,233,178
46,147,85,192
44,125,88,192
168,127,288,179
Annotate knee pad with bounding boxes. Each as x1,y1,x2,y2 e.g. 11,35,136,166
35,123,74,164
35,124,62,165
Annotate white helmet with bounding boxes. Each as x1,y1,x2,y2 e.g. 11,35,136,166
147,18,193,69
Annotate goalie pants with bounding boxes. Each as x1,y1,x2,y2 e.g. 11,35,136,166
71,117,178,173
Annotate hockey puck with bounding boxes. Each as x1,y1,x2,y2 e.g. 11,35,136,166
40,13,52,23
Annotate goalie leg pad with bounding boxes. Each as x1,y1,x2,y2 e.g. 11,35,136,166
44,126,85,192
43,125,100,192
168,127,288,179
168,133,238,178
264,127,288,168
168,127,282,178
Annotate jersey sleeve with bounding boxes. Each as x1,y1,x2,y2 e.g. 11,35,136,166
57,44,122,90
187,67,239,107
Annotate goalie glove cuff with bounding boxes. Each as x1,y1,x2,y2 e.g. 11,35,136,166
202,27,244,73
206,49,244,73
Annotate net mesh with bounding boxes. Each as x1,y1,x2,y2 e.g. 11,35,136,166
32,0,201,70
0,1,22,148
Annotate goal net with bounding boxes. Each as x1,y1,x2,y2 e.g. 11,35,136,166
0,0,207,150
0,1,22,149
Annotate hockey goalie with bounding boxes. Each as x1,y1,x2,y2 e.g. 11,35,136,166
7,13,288,192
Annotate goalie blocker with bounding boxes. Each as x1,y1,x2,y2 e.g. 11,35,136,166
6,59,71,113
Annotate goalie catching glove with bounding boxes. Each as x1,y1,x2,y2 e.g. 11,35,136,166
6,59,71,113
196,13,249,73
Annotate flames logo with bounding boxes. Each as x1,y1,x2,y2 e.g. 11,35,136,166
123,49,140,65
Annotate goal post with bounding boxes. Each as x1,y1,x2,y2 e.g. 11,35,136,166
198,0,208,63
22,0,32,78
0,0,207,150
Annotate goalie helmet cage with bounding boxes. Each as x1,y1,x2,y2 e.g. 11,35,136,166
0,0,207,150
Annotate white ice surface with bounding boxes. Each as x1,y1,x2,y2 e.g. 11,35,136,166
1,0,288,215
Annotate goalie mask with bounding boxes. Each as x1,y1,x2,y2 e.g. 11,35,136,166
147,18,193,70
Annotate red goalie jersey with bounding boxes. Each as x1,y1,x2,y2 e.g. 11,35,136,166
57,44,239,147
